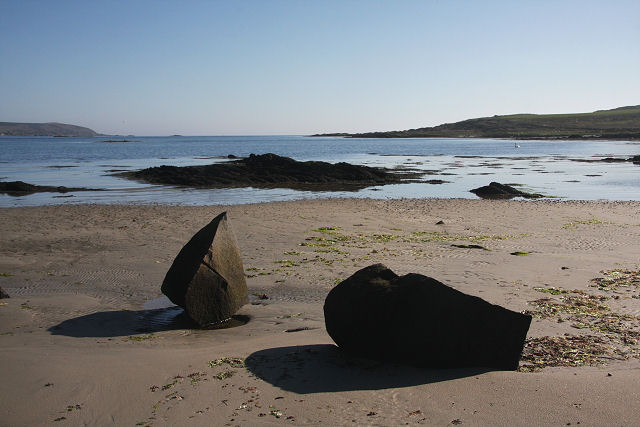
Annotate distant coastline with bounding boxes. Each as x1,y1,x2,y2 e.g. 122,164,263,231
0,122,100,137
313,105,640,140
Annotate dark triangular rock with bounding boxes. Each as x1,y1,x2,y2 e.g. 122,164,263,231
324,264,531,370
161,212,248,327
0,286,9,299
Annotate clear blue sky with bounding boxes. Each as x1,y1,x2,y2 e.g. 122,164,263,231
1,0,639,135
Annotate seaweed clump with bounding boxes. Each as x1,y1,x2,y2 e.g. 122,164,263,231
590,269,640,292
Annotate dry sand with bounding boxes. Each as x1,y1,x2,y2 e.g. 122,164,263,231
1,198,640,426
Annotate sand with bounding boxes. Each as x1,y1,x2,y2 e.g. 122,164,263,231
1,198,640,425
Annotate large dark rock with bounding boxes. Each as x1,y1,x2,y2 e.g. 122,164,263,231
470,182,543,199
0,286,9,299
161,212,248,327
120,153,423,191
324,264,532,370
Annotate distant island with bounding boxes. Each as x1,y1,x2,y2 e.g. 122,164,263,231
0,122,99,137
314,105,640,140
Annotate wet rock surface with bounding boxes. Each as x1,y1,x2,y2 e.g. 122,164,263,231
324,264,532,370
121,153,424,191
0,286,9,299
470,182,543,199
161,212,248,327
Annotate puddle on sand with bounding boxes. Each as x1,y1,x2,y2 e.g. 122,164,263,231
143,295,176,309
139,296,249,331
203,314,250,330
137,296,192,332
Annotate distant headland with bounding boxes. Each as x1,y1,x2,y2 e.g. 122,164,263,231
0,122,100,137
313,105,640,140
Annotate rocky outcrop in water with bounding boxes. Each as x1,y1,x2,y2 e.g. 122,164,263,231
323,264,532,370
470,182,543,199
121,153,423,191
598,155,640,164
161,212,248,327
0,181,100,196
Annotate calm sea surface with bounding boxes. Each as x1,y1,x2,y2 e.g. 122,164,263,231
1,135,639,207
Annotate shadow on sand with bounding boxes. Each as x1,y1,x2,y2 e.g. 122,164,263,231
245,344,491,394
47,307,249,338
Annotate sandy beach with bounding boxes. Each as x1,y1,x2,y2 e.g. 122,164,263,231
1,198,640,425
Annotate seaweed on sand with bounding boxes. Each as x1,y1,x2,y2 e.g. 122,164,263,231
519,336,613,371
590,269,640,291
520,283,640,371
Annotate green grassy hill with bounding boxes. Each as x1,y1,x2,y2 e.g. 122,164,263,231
0,122,99,137
316,105,640,139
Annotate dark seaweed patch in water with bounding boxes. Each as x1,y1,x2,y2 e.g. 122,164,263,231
424,179,450,185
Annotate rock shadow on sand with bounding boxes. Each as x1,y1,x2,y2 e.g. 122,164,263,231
245,344,490,394
48,307,249,338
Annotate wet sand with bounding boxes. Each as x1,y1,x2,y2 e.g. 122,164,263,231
1,199,640,425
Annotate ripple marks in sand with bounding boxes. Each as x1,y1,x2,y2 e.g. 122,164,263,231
5,282,81,295
4,269,145,295
64,269,145,285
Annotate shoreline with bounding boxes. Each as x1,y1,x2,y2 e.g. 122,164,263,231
3,136,640,206
2,198,640,424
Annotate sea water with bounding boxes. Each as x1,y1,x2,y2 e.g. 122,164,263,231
1,135,639,207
